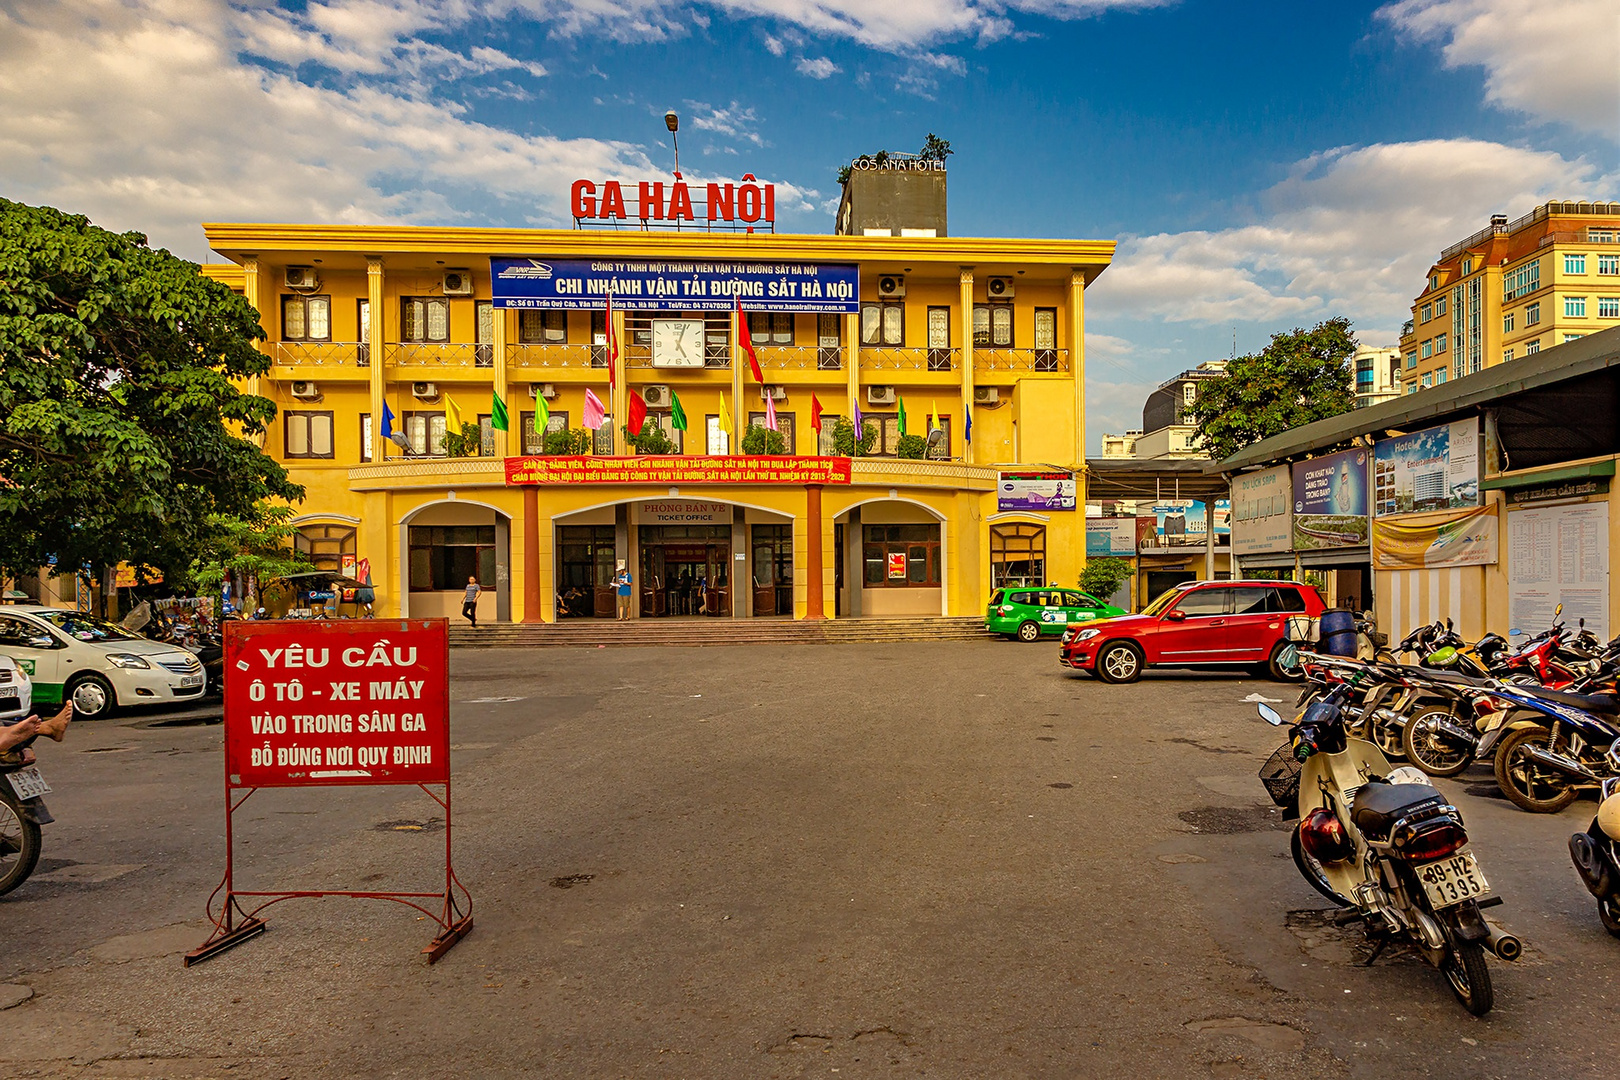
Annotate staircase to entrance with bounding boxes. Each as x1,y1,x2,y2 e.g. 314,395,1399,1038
448,617,987,648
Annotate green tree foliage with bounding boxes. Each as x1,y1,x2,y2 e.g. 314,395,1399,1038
1080,557,1134,603
624,418,675,455
543,427,591,455
440,421,483,458
919,133,953,164
0,199,301,580
187,502,311,596
741,425,787,455
896,433,928,459
1185,318,1358,463
832,417,876,456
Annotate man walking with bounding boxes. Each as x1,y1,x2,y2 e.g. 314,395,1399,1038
462,576,481,627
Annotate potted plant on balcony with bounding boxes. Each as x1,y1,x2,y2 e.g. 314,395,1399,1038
741,425,788,455
543,428,591,455
440,421,483,458
832,417,876,457
896,433,928,459
625,418,676,456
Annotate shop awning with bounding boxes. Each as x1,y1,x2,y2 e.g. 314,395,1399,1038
1480,458,1616,490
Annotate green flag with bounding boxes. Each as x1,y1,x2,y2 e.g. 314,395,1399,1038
669,389,688,431
532,392,548,439
491,390,510,432
897,394,907,436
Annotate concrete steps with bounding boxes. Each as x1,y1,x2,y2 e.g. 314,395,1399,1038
448,616,990,648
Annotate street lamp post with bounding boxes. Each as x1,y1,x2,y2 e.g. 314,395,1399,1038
664,110,681,179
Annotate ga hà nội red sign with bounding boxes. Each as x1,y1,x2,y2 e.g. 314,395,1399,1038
186,619,472,968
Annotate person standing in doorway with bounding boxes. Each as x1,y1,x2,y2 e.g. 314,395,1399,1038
613,561,633,620
462,576,481,627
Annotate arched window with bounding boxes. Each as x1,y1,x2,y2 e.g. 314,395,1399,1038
991,524,1045,589
295,524,357,574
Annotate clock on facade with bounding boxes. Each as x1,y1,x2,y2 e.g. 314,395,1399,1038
651,318,706,368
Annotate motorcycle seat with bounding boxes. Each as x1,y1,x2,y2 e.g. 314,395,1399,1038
1510,686,1620,715
1419,669,1492,687
1351,782,1446,842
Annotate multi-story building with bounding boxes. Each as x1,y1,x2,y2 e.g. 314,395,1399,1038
201,188,1112,624
1101,361,1226,460
1352,346,1402,408
1400,201,1620,394
1100,431,1140,459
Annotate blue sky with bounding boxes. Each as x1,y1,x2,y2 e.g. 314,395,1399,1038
2,0,1616,448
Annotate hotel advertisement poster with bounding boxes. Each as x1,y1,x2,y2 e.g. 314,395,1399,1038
1373,420,1481,516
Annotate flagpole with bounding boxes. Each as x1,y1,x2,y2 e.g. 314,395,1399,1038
730,296,744,454
608,292,628,456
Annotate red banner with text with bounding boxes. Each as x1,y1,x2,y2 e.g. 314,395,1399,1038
503,455,852,486
223,620,450,788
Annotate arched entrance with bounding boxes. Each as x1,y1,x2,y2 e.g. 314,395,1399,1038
400,500,512,623
833,497,948,618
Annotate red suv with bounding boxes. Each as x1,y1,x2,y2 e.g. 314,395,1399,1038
1058,580,1327,684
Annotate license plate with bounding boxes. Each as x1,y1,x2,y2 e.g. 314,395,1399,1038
6,766,51,800
0,687,16,699
178,675,204,688
1416,852,1490,909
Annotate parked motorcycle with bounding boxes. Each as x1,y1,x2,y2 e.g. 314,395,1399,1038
1477,682,1620,813
0,740,54,896
1568,771,1620,937
1256,670,1519,1015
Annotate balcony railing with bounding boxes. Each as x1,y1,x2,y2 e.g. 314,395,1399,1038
271,341,370,368
506,343,606,370
383,342,494,368
860,347,958,372
974,348,1067,373
757,345,845,372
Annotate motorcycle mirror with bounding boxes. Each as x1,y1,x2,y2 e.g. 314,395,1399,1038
1257,703,1284,726
1556,603,1564,618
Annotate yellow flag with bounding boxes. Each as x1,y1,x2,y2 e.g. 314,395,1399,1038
445,395,463,431
930,399,940,431
717,392,734,452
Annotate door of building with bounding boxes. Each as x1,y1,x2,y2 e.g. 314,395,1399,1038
639,526,732,617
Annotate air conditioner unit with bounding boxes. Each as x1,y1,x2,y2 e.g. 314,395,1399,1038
528,383,558,400
973,386,1001,406
411,381,439,400
284,267,319,291
876,274,906,299
642,384,672,407
758,385,787,402
986,276,1015,299
289,381,321,400
867,385,896,405
442,269,473,296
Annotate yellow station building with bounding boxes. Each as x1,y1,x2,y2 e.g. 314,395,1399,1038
201,209,1113,625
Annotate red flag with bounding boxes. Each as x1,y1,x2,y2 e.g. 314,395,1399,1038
810,393,823,435
627,388,648,439
735,294,764,383
606,293,618,390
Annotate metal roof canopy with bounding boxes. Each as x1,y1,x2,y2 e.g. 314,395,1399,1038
1214,326,1620,475
1085,458,1232,501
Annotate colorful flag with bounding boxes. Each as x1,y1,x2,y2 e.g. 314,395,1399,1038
735,295,765,383
627,388,648,439
929,400,939,432
897,394,907,436
380,400,396,439
670,390,688,431
810,393,823,436
964,411,972,444
717,392,733,452
444,395,463,432
491,390,510,432
583,388,607,430
606,293,618,390
764,389,777,432
533,391,549,438
852,395,863,438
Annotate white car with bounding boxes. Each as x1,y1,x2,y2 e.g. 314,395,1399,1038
0,653,32,721
0,606,205,721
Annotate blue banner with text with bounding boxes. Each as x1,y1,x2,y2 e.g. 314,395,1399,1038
490,257,860,313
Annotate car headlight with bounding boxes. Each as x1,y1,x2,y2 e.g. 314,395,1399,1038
106,653,151,669
1075,628,1102,642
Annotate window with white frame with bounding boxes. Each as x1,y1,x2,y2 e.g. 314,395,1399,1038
1503,311,1515,332
706,415,729,455
1502,348,1514,363
1526,340,1541,355
403,411,447,456
281,295,331,341
1435,296,1448,316
593,415,613,455
1436,333,1448,353
1565,253,1587,274
1525,301,1541,325
861,301,904,346
1436,369,1447,384
1600,297,1620,318
1422,372,1433,388
1420,302,1432,322
401,297,449,342
284,411,334,458
1420,340,1433,359
1591,228,1618,243
1405,351,1417,369
1565,333,1585,343
1600,255,1620,275
1461,258,1473,275
818,416,838,455
1566,296,1587,318
1406,383,1417,395
1505,261,1541,301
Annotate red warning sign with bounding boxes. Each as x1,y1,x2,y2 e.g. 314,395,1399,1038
223,620,449,788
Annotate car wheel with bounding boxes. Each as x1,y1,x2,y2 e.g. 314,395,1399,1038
1016,621,1041,643
1267,642,1304,683
67,674,116,721
1095,642,1143,684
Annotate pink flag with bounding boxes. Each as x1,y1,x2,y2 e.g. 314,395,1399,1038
583,388,607,430
764,389,777,432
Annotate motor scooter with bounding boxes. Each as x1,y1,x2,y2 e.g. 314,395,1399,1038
1569,770,1620,937
0,739,54,896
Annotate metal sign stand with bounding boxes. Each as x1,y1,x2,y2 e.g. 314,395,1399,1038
185,781,472,966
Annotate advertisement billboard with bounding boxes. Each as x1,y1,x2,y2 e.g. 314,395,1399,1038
1373,419,1480,516
1371,504,1498,570
1231,465,1293,555
998,471,1077,513
1291,448,1370,549
1086,518,1138,557
1137,500,1229,551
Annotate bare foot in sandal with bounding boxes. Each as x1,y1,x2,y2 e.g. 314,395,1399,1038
36,703,72,742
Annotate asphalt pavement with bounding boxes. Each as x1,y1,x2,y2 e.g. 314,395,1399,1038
1,641,1616,1079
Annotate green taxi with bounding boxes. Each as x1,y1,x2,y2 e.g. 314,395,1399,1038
986,587,1126,642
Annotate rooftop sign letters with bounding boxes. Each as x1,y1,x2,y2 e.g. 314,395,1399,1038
572,175,774,225
490,257,859,313
504,456,853,486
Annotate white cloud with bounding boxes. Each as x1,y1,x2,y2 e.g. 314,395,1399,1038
0,0,665,256
1089,138,1617,341
1379,0,1620,137
795,56,840,78
685,100,768,147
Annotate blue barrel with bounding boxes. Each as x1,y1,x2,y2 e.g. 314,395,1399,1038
1319,609,1358,657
